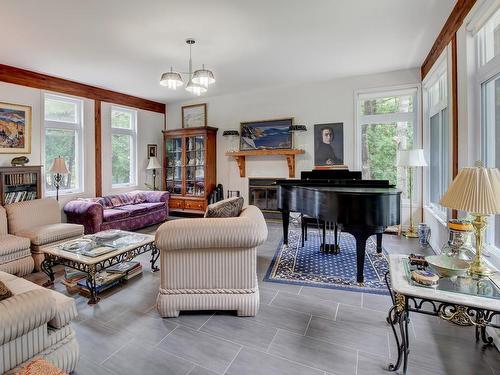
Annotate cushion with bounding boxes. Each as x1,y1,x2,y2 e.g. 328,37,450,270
0,249,31,264
1,272,77,328
0,234,31,256
103,208,130,222
137,202,165,211
15,224,84,246
132,191,147,204
9,358,68,375
0,280,12,301
204,197,244,218
115,204,148,216
101,193,135,208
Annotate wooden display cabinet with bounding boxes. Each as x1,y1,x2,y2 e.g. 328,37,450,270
163,126,218,214
0,165,42,206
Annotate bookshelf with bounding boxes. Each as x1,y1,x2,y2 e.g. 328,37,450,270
0,166,42,205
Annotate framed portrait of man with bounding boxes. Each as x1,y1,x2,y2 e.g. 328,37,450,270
314,123,344,166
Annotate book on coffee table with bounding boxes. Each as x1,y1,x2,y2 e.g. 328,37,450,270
106,261,140,274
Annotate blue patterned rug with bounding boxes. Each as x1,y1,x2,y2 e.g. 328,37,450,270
263,228,390,295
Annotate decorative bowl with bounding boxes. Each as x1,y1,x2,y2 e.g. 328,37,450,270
425,255,470,278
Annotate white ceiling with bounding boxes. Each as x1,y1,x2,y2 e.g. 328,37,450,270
1,0,455,104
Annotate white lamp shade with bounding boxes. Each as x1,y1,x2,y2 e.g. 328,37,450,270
440,164,500,215
147,156,162,170
160,70,183,89
49,157,69,174
192,68,215,87
185,79,207,96
397,149,427,167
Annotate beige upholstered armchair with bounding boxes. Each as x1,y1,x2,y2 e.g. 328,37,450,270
0,271,79,374
0,206,33,276
5,198,84,271
156,205,268,318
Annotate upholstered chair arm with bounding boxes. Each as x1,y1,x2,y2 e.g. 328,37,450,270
64,200,103,234
0,289,56,345
143,191,169,203
156,206,268,251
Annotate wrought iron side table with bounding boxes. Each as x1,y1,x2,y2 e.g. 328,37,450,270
40,231,159,305
386,255,500,375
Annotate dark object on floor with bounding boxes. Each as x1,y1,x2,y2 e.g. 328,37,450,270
208,184,224,204
10,156,29,166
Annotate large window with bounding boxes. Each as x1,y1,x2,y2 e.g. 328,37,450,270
476,8,500,251
111,106,137,187
44,94,83,195
357,88,418,200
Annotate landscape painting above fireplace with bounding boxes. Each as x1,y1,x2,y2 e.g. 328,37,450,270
240,118,292,150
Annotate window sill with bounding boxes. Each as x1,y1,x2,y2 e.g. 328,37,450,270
424,205,447,227
45,190,84,198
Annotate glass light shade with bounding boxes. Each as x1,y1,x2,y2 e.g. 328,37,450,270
160,71,183,89
147,156,162,170
397,149,427,167
49,157,69,174
192,67,215,87
185,79,207,96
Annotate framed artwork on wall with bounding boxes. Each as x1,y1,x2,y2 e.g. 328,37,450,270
314,122,344,166
0,102,32,154
240,118,293,150
182,103,207,128
147,144,157,159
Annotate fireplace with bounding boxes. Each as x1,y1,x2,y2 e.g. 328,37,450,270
248,178,281,220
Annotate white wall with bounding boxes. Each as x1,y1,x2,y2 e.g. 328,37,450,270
167,68,421,226
0,81,164,211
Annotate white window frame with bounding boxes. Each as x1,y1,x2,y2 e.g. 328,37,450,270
111,106,137,188
42,93,84,196
422,49,452,224
354,84,421,204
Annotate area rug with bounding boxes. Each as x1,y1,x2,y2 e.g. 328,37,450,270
263,228,390,295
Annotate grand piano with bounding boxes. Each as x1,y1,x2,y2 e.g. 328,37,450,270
276,169,401,283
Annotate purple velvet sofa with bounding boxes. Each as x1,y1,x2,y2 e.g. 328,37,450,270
64,190,169,234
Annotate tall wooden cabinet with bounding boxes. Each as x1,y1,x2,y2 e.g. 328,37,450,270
163,126,218,214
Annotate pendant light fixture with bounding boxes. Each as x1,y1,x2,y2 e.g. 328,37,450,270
160,39,215,96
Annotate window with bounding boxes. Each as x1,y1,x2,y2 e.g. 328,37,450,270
111,106,137,187
43,94,83,195
357,88,418,200
476,8,500,251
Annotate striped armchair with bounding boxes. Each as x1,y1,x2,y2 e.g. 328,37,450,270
155,205,268,317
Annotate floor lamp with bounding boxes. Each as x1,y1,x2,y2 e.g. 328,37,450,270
49,156,69,201
147,156,161,191
397,149,427,238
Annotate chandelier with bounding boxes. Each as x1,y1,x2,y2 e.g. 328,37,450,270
160,39,215,96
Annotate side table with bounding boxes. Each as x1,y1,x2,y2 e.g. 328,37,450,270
386,254,500,375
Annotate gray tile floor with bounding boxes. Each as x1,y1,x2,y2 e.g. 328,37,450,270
30,221,500,375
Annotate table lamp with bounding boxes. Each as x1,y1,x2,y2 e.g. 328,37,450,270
222,130,240,152
147,156,162,191
49,156,69,201
440,161,500,276
397,149,427,238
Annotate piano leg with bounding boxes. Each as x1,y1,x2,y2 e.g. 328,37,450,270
282,210,290,246
334,223,340,254
376,233,383,254
351,231,371,284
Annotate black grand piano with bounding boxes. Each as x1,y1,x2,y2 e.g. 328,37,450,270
276,169,401,283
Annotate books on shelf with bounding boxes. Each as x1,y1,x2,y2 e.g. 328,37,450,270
3,190,37,204
76,262,143,296
107,261,140,274
4,172,37,185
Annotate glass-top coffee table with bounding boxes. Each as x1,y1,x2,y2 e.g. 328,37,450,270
40,230,159,304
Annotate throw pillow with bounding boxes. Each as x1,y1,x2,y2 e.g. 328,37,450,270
10,358,68,375
0,280,12,301
204,197,244,218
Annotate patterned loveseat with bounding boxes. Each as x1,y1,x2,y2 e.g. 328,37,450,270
64,190,169,234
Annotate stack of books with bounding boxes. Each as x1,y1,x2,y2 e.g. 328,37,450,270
107,261,143,281
77,272,124,297
62,268,87,294
4,190,36,204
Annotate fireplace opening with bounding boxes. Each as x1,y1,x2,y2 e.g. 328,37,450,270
248,178,281,220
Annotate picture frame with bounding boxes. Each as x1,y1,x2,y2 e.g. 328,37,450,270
240,118,293,151
147,144,157,159
314,122,344,166
0,102,32,154
182,103,207,128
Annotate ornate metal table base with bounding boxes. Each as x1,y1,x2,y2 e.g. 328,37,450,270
42,242,159,305
384,272,499,375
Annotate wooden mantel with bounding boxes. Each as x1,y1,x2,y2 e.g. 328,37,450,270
225,149,305,178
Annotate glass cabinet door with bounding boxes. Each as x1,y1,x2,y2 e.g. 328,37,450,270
185,135,205,197
165,137,183,194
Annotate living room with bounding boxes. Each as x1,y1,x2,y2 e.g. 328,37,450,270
1,0,500,374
